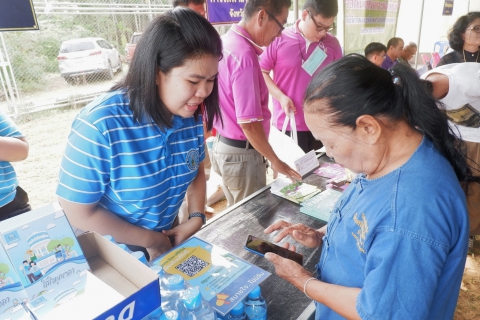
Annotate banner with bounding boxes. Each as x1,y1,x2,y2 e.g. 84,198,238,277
343,0,401,55
206,0,245,25
0,0,38,32
442,0,454,16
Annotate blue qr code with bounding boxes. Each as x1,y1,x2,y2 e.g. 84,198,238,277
175,255,209,277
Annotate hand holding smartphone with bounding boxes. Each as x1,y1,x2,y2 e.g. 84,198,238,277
244,235,303,265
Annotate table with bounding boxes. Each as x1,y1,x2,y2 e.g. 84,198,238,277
196,155,334,320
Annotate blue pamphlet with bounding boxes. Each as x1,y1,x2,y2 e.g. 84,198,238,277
151,237,270,316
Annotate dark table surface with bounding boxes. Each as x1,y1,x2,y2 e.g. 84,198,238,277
196,155,334,320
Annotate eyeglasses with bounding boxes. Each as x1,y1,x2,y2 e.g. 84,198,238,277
466,25,480,33
262,8,285,33
308,11,335,33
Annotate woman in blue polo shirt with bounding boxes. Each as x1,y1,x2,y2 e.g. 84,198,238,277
56,8,222,261
263,55,477,319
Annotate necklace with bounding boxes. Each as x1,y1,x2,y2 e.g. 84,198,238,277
463,49,479,62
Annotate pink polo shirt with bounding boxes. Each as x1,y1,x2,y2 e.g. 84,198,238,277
214,25,271,140
259,20,342,131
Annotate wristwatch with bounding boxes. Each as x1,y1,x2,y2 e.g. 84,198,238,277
188,212,206,225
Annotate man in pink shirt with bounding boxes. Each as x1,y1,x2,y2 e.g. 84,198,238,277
260,0,342,153
212,0,301,206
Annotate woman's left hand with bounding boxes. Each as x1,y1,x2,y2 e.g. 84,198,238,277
265,252,314,290
162,217,203,247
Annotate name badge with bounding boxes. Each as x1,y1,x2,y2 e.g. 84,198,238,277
302,47,327,76
295,150,319,177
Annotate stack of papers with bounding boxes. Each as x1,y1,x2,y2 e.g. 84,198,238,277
300,189,343,222
270,178,322,204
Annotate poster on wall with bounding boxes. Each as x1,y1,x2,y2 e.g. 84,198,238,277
0,0,38,32
442,0,454,16
343,0,401,55
206,0,245,25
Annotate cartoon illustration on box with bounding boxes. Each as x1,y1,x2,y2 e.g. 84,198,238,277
0,203,91,317
0,250,30,319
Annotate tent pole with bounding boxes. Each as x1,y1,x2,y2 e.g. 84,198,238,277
415,0,426,70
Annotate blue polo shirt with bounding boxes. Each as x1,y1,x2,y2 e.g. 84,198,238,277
316,137,469,319
0,111,24,207
56,90,205,231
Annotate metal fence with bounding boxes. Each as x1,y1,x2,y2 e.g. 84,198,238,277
0,0,172,116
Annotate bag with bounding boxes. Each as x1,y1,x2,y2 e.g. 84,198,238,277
268,111,305,169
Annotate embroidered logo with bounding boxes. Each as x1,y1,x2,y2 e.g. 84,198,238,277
351,213,368,254
186,149,200,171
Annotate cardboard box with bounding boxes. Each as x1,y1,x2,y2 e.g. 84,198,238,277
0,203,90,318
75,232,160,320
0,244,30,320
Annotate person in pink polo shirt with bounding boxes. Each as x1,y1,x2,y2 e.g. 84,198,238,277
260,0,342,153
212,0,301,207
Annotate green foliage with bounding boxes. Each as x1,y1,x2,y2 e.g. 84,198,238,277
61,237,75,248
47,240,62,253
0,263,10,275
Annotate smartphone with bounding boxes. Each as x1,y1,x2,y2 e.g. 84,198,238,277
244,235,303,265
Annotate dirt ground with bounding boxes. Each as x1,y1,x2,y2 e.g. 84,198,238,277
11,106,480,318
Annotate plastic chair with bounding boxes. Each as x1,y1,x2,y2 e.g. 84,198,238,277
433,41,449,58
431,52,441,68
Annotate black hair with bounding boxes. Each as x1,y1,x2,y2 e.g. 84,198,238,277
302,0,338,18
448,11,480,51
172,0,205,7
23,260,28,264
386,37,403,50
243,0,292,21
111,8,222,131
304,54,478,185
364,42,387,59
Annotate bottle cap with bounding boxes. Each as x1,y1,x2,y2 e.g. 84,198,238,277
118,244,129,252
248,286,261,299
131,251,149,266
165,274,184,290
230,301,245,316
182,287,201,310
150,265,164,277
103,235,116,243
160,310,179,320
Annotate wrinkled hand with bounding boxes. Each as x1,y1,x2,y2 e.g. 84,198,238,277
265,252,313,289
146,232,172,262
271,159,302,182
162,217,203,247
279,95,296,116
264,220,324,249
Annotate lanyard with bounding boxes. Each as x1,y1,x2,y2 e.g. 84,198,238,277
296,31,326,64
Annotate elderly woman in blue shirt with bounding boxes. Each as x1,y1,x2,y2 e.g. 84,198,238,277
264,55,476,319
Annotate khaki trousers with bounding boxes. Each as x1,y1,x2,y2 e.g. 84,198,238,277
465,141,480,235
211,138,267,207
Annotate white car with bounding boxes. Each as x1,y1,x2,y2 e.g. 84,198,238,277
57,37,123,84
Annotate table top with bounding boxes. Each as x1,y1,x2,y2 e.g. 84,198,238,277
196,156,334,320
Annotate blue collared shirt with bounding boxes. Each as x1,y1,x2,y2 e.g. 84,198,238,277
57,90,205,231
316,137,469,320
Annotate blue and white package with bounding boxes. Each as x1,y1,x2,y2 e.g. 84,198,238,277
0,244,30,320
0,202,90,317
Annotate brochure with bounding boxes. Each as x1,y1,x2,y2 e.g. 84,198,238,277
270,178,322,204
150,237,271,316
300,189,343,222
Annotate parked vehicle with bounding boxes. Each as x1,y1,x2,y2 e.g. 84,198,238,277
125,32,142,64
57,37,123,84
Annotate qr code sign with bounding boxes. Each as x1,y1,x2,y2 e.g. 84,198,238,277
175,255,209,277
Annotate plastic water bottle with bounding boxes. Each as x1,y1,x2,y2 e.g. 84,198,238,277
180,287,217,320
131,251,150,266
160,310,179,320
161,274,187,312
225,302,246,320
103,234,117,244
244,287,266,320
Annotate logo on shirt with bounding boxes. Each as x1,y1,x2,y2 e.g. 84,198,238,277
351,212,368,254
186,149,200,171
